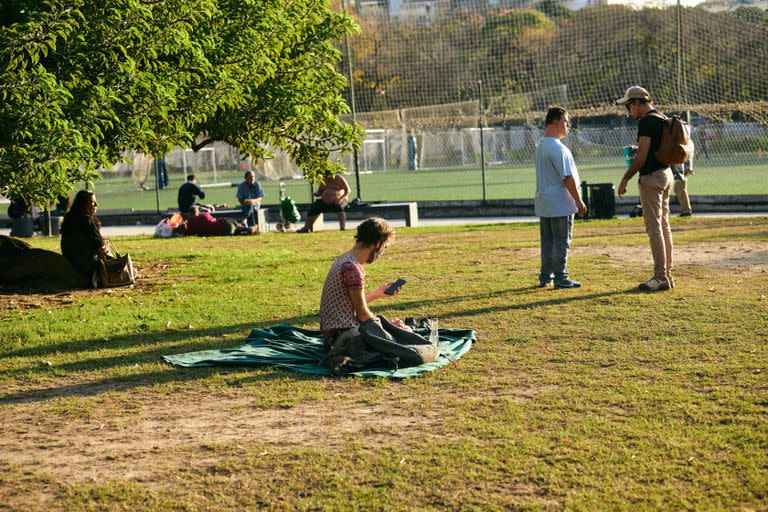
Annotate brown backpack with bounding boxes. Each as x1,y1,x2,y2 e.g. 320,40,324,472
647,112,694,166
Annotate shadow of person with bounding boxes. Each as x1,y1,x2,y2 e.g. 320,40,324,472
0,235,89,290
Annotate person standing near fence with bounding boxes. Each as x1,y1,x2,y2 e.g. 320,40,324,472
672,146,694,217
407,131,418,171
616,86,674,292
155,156,169,189
534,106,587,289
236,170,264,228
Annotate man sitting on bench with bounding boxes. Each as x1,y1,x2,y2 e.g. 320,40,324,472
297,174,350,232
177,174,206,215
237,171,264,228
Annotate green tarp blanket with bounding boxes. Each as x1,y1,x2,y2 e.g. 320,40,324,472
163,324,475,378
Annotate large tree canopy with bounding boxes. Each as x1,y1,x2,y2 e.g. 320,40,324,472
0,0,360,206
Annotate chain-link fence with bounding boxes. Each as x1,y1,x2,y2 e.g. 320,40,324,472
82,110,766,213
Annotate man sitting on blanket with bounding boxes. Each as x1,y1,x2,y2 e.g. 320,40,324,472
319,217,437,373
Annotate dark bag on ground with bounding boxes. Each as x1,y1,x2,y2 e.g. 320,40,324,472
98,240,136,288
648,112,693,166
321,316,439,376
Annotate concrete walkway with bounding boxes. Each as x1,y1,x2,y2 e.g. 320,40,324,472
2,213,765,238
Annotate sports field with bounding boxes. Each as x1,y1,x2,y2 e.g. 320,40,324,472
88,155,768,212
1,216,766,510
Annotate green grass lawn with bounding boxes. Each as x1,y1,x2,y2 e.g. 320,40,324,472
1,217,767,511
87,155,768,212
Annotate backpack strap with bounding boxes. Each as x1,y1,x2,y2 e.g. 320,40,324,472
644,111,668,122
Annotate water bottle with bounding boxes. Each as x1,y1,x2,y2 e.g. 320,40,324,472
623,146,635,169
429,318,439,347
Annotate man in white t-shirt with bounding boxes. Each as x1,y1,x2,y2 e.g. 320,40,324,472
534,107,587,288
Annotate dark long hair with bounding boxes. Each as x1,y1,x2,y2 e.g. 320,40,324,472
61,190,100,233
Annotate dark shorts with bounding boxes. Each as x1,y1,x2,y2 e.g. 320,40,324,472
307,199,344,216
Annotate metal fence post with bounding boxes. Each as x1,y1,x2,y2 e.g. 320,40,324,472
478,80,487,204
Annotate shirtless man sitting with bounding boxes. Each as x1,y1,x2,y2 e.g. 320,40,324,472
297,174,350,232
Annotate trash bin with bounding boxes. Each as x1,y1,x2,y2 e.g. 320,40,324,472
10,216,35,237
41,215,63,236
587,183,615,219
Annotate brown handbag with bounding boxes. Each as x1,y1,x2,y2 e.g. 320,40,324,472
97,241,136,288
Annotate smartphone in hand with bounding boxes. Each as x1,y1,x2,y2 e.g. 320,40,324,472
383,278,407,296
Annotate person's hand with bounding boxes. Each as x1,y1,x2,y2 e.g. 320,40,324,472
374,282,395,299
618,178,628,197
389,317,406,328
576,199,587,216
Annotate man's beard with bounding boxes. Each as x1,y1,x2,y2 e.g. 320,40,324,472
367,247,382,264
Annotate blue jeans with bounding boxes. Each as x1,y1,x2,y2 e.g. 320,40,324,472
241,204,259,227
539,215,573,282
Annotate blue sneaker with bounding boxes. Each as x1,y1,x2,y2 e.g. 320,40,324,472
554,279,581,289
538,279,553,288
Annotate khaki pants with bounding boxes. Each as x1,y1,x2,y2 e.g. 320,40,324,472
638,168,674,280
674,178,692,214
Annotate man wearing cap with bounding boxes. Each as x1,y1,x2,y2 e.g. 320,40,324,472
616,86,675,292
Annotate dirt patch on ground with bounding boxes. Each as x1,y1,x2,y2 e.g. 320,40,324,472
0,379,556,512
581,240,768,272
0,382,540,485
0,260,181,311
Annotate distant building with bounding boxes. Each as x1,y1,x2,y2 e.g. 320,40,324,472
697,0,768,11
560,0,606,9
352,0,608,21
389,0,450,24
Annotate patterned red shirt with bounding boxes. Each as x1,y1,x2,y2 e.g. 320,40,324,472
320,252,365,336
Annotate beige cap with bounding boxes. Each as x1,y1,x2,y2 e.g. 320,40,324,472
615,86,651,106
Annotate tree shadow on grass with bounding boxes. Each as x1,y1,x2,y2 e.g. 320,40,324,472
381,286,643,319
2,313,320,360
439,288,644,320
0,366,320,405
0,312,331,404
383,286,536,314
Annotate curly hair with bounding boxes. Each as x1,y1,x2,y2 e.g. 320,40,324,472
354,217,394,246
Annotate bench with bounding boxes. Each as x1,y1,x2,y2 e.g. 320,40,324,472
98,208,135,216
209,207,270,233
314,202,419,231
